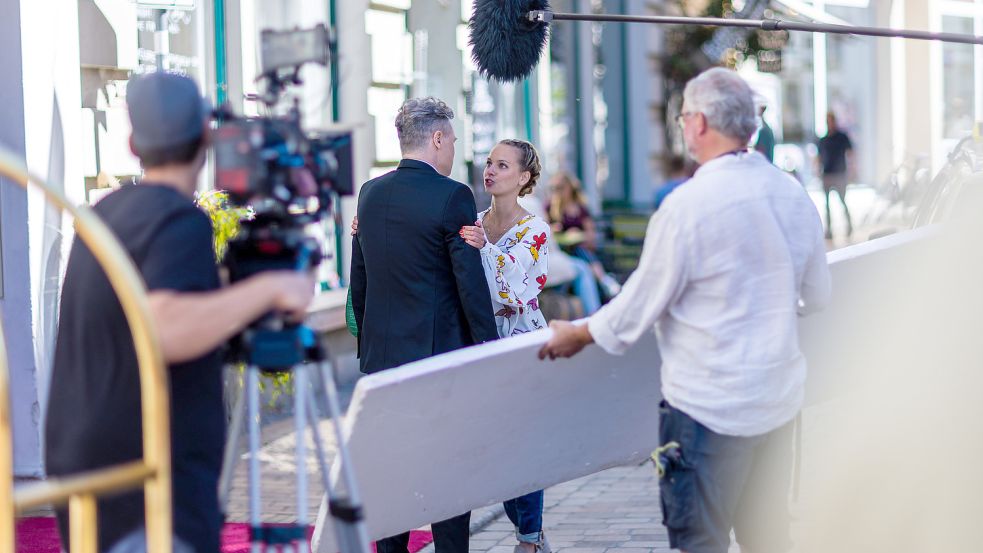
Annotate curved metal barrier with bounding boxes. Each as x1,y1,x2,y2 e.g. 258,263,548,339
0,148,172,553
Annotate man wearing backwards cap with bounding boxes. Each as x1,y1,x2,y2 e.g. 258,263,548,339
540,68,831,553
44,72,316,553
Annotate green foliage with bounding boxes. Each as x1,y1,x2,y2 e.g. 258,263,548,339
663,0,787,89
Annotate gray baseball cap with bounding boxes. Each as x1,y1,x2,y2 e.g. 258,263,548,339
126,71,211,153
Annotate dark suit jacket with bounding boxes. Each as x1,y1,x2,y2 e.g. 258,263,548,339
350,159,498,374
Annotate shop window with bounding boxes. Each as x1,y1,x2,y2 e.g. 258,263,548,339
366,5,412,168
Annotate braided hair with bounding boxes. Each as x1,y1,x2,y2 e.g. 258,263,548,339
498,139,542,197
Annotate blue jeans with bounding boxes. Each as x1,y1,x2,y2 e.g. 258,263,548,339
569,257,601,315
503,490,544,543
657,401,793,553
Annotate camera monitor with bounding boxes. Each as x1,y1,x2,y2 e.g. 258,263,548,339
260,24,331,76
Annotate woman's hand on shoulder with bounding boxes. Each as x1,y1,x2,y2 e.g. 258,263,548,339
460,219,486,250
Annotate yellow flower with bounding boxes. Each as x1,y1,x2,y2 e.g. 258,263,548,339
194,190,254,260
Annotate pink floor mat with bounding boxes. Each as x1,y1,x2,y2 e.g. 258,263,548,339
15,517,434,553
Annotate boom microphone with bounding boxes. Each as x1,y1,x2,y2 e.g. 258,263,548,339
467,0,983,83
468,0,550,83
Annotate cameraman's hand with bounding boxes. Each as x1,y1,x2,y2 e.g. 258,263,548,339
264,271,317,323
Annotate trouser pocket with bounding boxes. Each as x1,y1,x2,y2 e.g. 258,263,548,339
658,445,697,530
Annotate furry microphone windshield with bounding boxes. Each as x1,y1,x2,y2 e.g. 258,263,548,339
468,0,551,83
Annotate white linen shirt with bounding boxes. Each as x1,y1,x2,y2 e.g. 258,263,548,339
588,151,831,436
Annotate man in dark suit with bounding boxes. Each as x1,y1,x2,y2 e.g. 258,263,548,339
349,97,498,553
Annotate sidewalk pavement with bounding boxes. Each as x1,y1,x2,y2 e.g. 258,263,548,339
466,402,837,553
224,393,348,523
466,463,680,553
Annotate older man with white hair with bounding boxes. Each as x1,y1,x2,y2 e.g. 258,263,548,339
540,67,831,553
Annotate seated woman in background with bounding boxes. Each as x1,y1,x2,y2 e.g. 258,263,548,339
518,195,602,317
545,172,620,298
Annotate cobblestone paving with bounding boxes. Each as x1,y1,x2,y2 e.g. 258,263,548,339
469,463,677,553
468,462,750,553
224,415,340,523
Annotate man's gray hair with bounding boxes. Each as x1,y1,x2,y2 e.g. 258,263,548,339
395,97,455,152
683,68,757,143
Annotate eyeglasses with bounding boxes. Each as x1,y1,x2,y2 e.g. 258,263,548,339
676,111,698,129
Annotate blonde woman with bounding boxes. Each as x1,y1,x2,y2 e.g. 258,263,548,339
459,139,551,553
546,171,596,252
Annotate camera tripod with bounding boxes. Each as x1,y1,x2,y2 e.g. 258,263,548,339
218,325,370,553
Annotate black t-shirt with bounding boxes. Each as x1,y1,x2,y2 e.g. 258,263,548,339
818,130,853,175
45,183,225,553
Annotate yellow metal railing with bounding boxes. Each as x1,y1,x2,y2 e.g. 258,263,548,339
0,148,172,553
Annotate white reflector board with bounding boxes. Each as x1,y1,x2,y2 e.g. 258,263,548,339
313,329,662,553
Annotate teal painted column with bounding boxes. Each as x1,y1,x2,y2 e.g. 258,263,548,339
619,0,631,204
329,0,344,283
214,0,227,105
329,0,340,121
570,0,584,185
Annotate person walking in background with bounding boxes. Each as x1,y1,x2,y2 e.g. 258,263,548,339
754,103,776,163
349,96,499,553
818,111,854,239
540,67,831,553
460,139,552,553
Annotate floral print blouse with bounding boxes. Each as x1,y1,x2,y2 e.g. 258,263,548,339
477,210,551,338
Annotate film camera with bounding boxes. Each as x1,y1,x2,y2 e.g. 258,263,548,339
213,24,353,369
213,29,371,553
